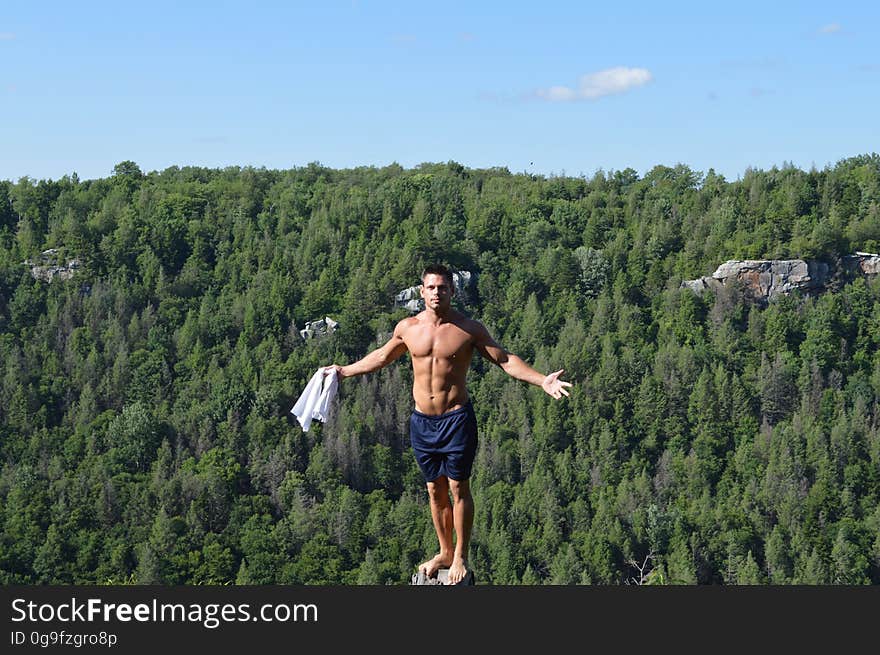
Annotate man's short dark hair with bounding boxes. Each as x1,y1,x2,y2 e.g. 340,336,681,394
421,264,455,289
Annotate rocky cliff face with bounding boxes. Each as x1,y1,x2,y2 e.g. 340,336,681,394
681,253,880,306
24,249,81,282
299,316,338,340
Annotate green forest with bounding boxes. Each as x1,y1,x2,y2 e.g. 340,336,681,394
1,155,879,585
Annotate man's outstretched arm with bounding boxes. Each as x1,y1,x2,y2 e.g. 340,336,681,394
473,322,572,399
327,321,408,379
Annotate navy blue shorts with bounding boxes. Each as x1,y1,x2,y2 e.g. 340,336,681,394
409,402,478,482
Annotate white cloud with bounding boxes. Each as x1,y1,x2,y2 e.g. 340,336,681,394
0,32,16,41
541,86,578,102
537,66,653,102
819,23,841,34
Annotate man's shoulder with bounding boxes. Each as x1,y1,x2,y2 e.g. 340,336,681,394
456,314,488,337
394,315,422,333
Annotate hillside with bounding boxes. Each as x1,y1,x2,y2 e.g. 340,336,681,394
1,155,879,584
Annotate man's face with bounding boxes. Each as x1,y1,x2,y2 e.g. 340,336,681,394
420,274,453,310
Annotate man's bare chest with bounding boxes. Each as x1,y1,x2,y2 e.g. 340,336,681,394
405,324,474,360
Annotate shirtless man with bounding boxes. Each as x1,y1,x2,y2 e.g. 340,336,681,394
326,264,571,585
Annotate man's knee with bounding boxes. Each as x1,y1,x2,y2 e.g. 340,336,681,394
449,478,472,502
427,477,450,502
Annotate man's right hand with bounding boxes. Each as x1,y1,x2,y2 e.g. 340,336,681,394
324,364,346,378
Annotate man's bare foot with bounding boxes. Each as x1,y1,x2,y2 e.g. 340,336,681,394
418,553,453,578
446,556,469,585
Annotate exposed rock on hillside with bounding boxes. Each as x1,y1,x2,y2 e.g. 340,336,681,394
681,253,880,306
299,316,338,340
24,249,81,282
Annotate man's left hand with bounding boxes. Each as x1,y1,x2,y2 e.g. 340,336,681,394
542,369,572,399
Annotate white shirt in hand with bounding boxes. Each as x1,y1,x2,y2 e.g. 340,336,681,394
290,367,339,432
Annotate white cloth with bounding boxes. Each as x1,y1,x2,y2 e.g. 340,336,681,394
290,367,339,432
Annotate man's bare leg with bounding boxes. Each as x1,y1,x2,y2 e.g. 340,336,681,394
419,476,454,577
447,478,474,584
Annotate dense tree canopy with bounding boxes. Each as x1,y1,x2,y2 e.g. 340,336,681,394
1,155,879,585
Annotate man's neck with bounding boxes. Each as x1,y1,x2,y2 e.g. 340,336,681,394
423,306,454,325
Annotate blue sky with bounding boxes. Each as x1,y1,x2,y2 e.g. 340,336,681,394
2,1,878,182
